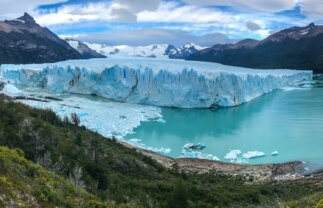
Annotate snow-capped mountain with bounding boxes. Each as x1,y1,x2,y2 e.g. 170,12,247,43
86,43,170,58
65,39,106,59
165,43,205,59
82,42,205,59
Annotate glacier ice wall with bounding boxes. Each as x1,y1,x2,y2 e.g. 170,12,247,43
0,58,313,108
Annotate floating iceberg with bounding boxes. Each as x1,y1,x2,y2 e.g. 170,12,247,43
224,150,242,160
181,149,220,161
183,143,206,151
181,143,219,160
224,150,267,163
242,151,266,159
271,151,279,156
0,57,312,108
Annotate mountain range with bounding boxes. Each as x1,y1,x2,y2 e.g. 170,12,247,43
187,23,323,73
0,13,103,64
74,41,205,59
2,13,323,73
64,38,106,59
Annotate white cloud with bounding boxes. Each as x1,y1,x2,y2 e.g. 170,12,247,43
137,2,239,23
183,0,323,19
73,28,232,46
34,0,160,25
34,2,114,25
182,0,297,13
112,0,160,13
0,0,67,19
299,0,323,18
246,21,261,31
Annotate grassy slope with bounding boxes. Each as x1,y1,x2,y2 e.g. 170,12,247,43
0,95,322,207
0,146,109,208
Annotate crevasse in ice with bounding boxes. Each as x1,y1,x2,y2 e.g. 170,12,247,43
0,57,312,108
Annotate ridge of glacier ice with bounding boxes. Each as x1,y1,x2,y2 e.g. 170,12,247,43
0,57,312,108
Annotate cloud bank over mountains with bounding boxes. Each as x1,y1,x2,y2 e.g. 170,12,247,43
1,0,323,46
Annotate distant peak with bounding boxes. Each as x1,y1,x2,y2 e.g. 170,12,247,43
17,12,36,24
308,23,315,27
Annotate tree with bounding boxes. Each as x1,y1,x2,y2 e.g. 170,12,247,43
70,165,85,189
71,113,80,126
63,116,69,123
167,180,190,208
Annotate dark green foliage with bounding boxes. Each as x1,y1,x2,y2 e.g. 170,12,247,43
0,146,109,208
0,96,322,207
71,113,81,126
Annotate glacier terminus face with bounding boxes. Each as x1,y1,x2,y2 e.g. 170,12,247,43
0,57,313,108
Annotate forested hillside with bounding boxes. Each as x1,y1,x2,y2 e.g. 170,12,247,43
0,95,322,207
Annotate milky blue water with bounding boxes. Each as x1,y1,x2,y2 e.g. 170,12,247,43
125,75,323,167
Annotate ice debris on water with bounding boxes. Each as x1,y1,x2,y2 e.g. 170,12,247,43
242,151,266,159
181,143,219,161
128,138,171,154
271,151,279,156
224,150,267,163
183,143,206,151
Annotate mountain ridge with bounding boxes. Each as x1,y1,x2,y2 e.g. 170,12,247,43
0,13,102,64
77,41,205,59
65,38,106,59
187,23,323,73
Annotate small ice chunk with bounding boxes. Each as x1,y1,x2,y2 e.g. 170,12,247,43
183,143,206,151
224,150,242,160
180,149,219,161
271,151,279,156
128,138,171,154
156,118,166,123
242,151,266,159
212,156,220,161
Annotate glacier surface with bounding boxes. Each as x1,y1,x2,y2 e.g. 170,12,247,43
0,57,312,108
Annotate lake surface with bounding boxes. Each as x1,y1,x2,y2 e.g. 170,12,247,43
126,75,323,167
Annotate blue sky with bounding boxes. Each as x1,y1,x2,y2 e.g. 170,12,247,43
1,0,323,46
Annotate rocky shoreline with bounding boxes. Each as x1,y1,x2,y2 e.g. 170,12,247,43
118,141,315,183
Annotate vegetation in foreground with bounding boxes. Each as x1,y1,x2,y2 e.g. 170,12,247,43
0,95,322,207
0,146,109,208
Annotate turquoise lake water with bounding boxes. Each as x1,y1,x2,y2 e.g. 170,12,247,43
126,75,323,167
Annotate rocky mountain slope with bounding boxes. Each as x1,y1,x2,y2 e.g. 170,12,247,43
187,23,323,73
65,38,106,59
83,42,204,59
0,13,100,64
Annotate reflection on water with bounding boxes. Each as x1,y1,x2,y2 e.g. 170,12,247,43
126,77,323,167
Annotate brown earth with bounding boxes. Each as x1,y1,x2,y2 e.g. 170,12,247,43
118,141,311,183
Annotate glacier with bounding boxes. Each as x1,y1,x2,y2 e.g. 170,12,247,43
0,57,312,108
